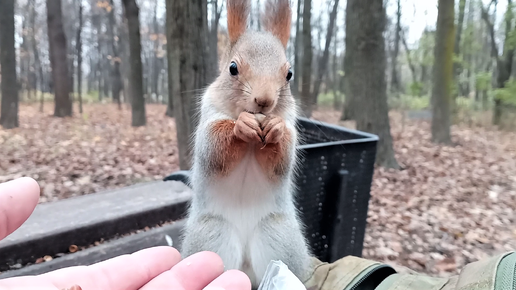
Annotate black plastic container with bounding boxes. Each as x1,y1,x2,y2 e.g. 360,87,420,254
164,117,378,263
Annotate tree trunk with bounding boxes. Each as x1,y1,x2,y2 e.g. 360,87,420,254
293,0,303,98
76,1,83,114
390,0,401,95
300,0,313,117
122,0,146,126
108,0,122,109
333,24,341,110
451,0,466,119
431,0,454,144
47,0,72,117
453,0,466,80
87,56,93,94
481,0,514,125
400,29,418,86
166,0,208,169
20,1,32,101
345,0,399,168
311,0,340,104
207,0,222,83
150,5,163,102
341,0,356,121
0,0,19,129
29,0,44,111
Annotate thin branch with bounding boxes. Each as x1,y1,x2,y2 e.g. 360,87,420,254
480,2,500,62
216,0,224,24
400,28,417,84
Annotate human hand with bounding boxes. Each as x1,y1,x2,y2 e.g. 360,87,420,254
0,177,251,290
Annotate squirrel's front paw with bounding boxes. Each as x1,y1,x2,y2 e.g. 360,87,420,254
261,115,286,144
234,112,263,143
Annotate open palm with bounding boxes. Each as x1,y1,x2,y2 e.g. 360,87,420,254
0,177,251,290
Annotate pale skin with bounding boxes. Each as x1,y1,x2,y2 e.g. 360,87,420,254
0,177,252,290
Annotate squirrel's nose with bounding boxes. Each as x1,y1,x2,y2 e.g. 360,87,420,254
255,97,273,109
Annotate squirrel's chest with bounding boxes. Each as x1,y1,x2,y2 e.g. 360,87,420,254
209,147,273,200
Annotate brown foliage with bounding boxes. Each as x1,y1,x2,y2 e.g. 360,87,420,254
0,104,178,202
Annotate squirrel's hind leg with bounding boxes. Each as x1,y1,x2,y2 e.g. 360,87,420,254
248,213,312,287
180,214,244,271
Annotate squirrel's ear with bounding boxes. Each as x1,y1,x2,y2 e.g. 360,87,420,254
261,0,292,48
227,0,251,45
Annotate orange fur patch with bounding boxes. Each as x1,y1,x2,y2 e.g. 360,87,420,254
255,128,292,182
261,0,292,48
227,0,251,45
208,120,248,177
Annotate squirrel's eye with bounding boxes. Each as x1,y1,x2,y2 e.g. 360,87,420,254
286,69,293,81
229,61,238,76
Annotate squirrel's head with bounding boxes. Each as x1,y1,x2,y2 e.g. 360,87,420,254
210,0,295,118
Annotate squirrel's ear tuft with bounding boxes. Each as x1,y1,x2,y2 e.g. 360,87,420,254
227,0,251,45
261,0,292,48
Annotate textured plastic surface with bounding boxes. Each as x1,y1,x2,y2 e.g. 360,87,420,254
164,117,378,263
294,118,378,262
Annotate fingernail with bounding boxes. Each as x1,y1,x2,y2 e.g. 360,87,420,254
203,287,226,290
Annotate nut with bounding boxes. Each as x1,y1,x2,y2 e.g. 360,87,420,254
254,113,266,123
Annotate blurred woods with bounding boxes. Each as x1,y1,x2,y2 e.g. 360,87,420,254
1,0,516,169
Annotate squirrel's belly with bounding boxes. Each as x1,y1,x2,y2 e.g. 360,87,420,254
209,148,274,204
205,148,277,236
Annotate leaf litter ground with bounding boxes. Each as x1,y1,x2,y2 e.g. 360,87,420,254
1,104,515,277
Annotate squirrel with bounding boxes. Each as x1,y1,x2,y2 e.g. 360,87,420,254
180,0,312,288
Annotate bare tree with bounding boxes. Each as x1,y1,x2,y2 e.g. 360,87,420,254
300,0,313,116
107,0,123,109
47,0,73,117
207,0,224,83
311,0,340,104
453,0,467,97
122,0,146,126
76,1,83,114
431,0,455,144
341,0,355,121
166,0,209,169
293,0,303,97
28,0,45,112
344,0,399,169
400,28,418,88
390,0,401,95
0,0,19,128
481,0,514,126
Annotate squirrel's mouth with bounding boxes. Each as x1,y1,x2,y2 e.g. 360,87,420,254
244,109,261,114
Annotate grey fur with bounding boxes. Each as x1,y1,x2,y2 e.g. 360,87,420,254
180,2,311,288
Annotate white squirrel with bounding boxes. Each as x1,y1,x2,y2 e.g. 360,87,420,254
180,0,312,288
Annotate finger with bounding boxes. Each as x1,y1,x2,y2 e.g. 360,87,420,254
243,119,263,142
236,123,261,143
241,115,261,132
0,177,40,240
38,246,181,290
203,269,252,290
265,124,284,144
140,251,224,290
262,117,280,136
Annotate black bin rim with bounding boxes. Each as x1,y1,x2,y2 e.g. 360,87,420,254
296,117,379,150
